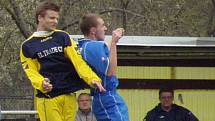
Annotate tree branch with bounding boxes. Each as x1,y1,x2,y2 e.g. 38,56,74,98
58,0,81,28
212,0,215,7
99,8,145,18
207,0,215,36
61,7,145,31
60,19,79,30
0,30,14,60
121,0,130,31
6,0,30,39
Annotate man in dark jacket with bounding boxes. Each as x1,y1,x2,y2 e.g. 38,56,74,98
143,88,199,121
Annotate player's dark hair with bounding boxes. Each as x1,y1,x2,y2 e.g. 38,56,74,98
35,1,60,24
80,13,101,36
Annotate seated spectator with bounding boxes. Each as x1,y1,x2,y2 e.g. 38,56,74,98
143,87,199,121
75,93,97,121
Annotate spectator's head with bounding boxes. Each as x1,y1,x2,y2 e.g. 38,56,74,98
159,87,174,109
77,93,92,113
36,1,60,31
80,13,107,40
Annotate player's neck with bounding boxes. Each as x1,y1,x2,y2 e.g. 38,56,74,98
37,25,52,32
84,34,97,41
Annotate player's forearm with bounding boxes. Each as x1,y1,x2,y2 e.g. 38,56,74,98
107,28,124,76
20,51,46,93
24,69,46,92
107,40,117,76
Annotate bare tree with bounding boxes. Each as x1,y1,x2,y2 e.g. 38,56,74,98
208,0,215,36
1,0,31,39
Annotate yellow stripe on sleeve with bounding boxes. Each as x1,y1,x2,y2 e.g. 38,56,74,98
64,39,102,87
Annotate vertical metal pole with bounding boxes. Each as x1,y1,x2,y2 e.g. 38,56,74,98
0,105,2,120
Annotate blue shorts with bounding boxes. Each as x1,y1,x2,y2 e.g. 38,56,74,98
92,91,129,121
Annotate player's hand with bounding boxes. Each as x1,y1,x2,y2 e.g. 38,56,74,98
92,80,106,92
42,78,53,92
112,28,125,43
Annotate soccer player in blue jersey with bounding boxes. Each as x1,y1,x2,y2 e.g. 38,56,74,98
20,2,105,121
78,13,129,121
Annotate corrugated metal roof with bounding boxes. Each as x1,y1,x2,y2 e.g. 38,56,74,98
70,35,215,60
70,35,215,47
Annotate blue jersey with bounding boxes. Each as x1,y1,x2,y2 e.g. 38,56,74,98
78,39,129,121
78,39,118,92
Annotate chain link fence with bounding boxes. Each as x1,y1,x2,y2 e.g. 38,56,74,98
0,84,37,120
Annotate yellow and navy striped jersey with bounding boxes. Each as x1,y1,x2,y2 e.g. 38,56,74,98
20,30,101,98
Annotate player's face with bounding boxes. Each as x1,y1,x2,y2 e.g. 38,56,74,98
38,10,59,31
78,95,92,111
159,92,174,108
95,18,107,40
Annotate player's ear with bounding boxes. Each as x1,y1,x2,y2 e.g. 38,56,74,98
90,27,96,35
38,15,44,23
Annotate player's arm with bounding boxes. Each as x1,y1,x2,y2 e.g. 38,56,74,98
107,28,124,76
64,38,105,91
20,47,48,93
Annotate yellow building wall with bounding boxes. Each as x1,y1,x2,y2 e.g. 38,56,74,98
117,66,215,121
174,67,215,79
117,66,215,80
118,89,215,121
117,66,171,79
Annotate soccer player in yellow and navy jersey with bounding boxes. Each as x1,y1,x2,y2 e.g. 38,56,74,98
19,1,105,121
